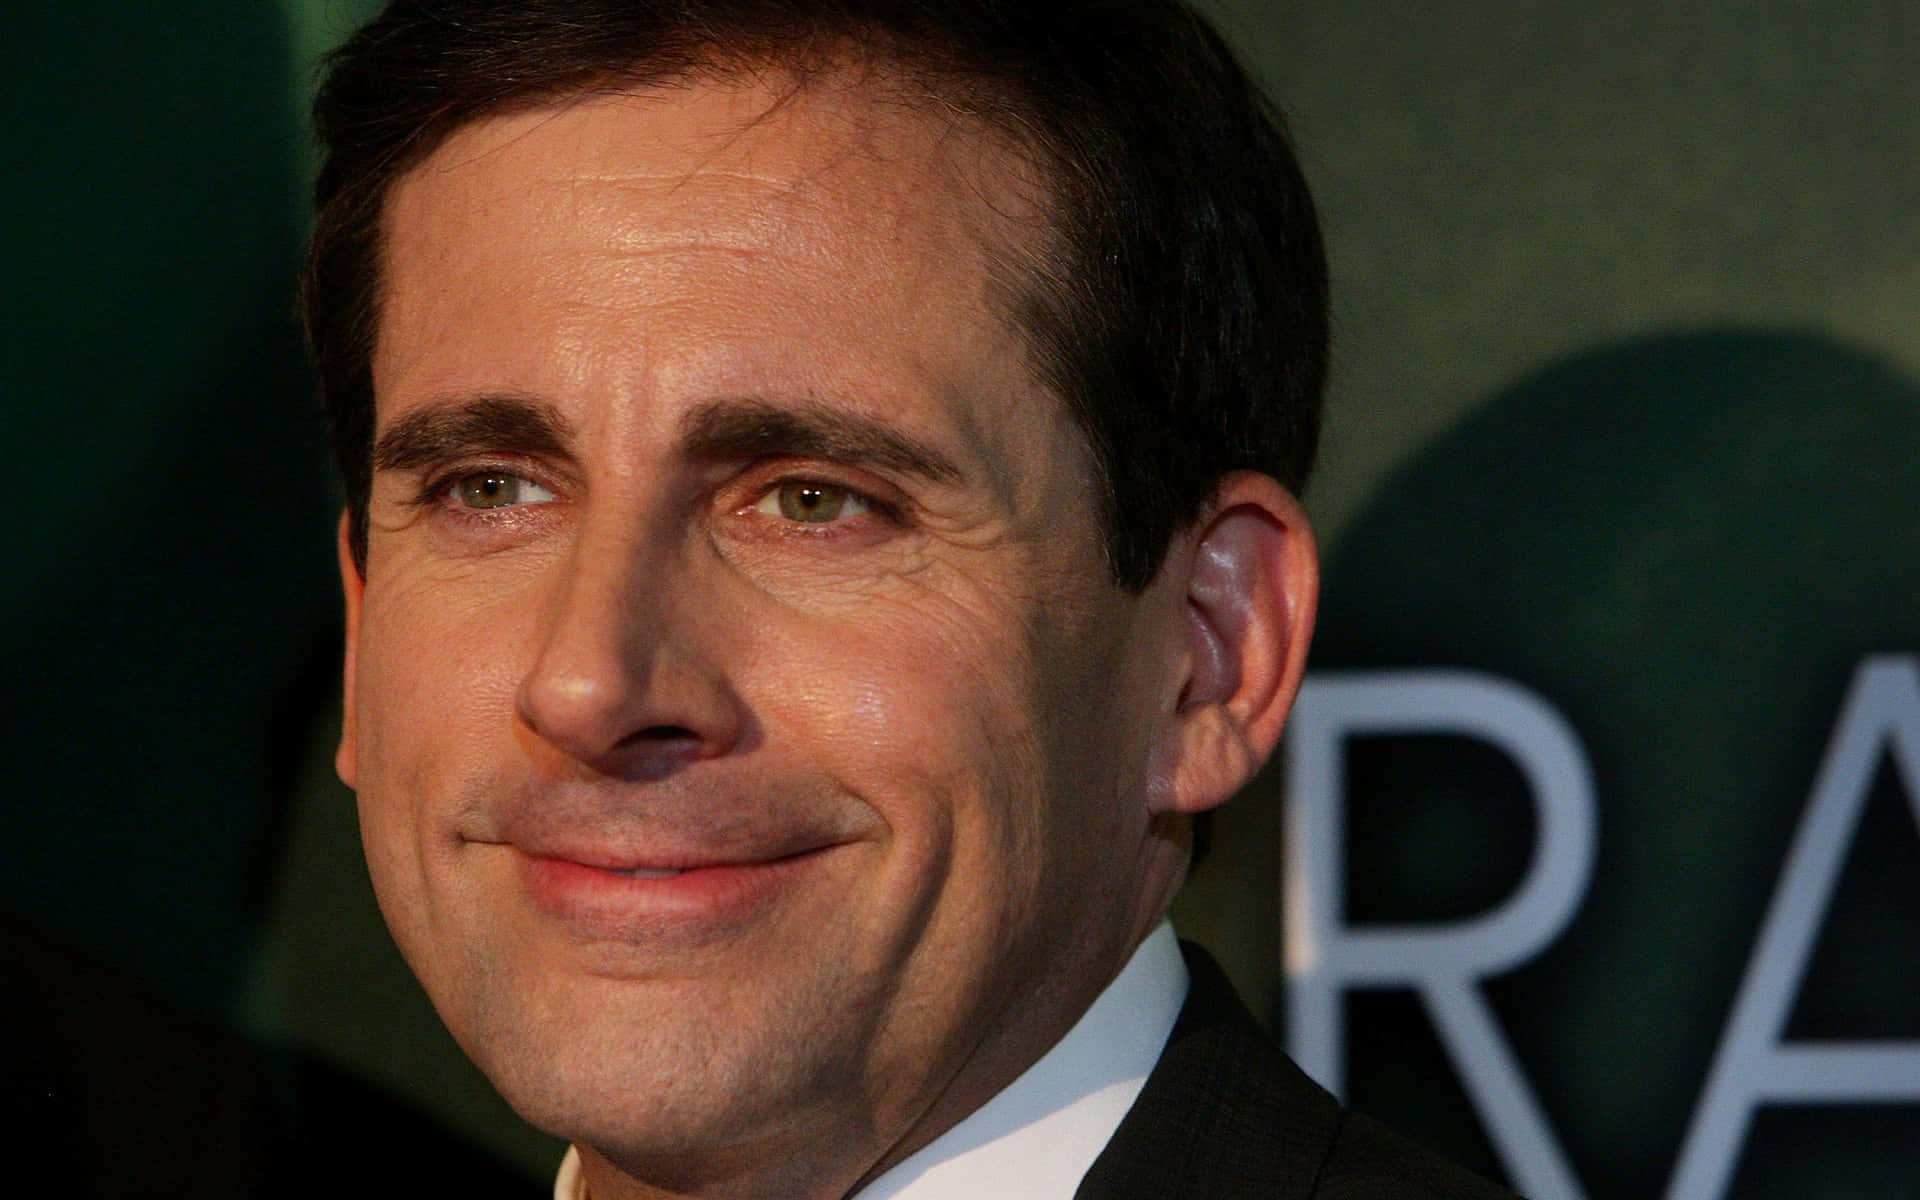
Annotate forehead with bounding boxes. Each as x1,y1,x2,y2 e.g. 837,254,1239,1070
374,73,1058,435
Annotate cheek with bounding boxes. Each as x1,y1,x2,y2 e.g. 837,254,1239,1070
758,583,1065,897
348,574,531,911
788,583,1047,774
769,618,1064,1029
352,570,531,775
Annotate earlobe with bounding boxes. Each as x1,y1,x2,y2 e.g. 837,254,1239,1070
1149,471,1318,815
336,510,364,789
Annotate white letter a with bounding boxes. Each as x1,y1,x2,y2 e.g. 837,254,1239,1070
1667,657,1920,1200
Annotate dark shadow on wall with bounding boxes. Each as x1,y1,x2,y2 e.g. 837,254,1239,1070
1,0,334,1022
1,915,543,1199
0,2,539,1190
1306,329,1920,1197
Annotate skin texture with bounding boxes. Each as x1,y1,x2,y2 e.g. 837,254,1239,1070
338,71,1317,1200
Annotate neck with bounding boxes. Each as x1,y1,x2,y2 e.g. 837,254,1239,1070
573,837,1191,1200
576,1138,866,1200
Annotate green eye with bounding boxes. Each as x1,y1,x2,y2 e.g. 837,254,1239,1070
453,473,555,509
760,481,872,523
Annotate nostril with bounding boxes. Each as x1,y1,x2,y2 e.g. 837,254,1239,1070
607,724,716,782
636,725,698,741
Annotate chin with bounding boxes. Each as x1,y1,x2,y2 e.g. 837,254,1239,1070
440,947,880,1172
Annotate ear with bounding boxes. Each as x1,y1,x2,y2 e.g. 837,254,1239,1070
335,510,364,790
1148,471,1318,815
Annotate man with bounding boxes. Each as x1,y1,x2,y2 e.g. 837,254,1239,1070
305,1,1515,1196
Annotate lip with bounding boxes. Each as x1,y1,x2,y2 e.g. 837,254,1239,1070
514,842,844,942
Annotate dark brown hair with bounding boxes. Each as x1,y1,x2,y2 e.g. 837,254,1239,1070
304,0,1327,590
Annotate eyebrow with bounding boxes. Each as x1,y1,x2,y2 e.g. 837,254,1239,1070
678,398,963,484
370,392,964,486
373,394,575,472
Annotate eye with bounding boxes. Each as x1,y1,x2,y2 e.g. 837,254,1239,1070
755,481,873,524
448,472,556,510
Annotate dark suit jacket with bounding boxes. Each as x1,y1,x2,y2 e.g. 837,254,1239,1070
1075,944,1519,1199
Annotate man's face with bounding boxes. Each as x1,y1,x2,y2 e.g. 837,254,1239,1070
342,76,1193,1191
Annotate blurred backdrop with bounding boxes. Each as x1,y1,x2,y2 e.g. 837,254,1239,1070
3,1,1915,1196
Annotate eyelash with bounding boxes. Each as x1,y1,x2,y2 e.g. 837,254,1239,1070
740,475,900,535
410,464,900,531
415,465,556,510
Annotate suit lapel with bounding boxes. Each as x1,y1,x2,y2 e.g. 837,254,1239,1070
1073,941,1346,1200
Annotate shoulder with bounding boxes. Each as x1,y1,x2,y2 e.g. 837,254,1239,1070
1075,942,1518,1200
1313,1109,1520,1200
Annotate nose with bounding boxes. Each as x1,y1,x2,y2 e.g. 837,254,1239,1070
515,529,746,778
